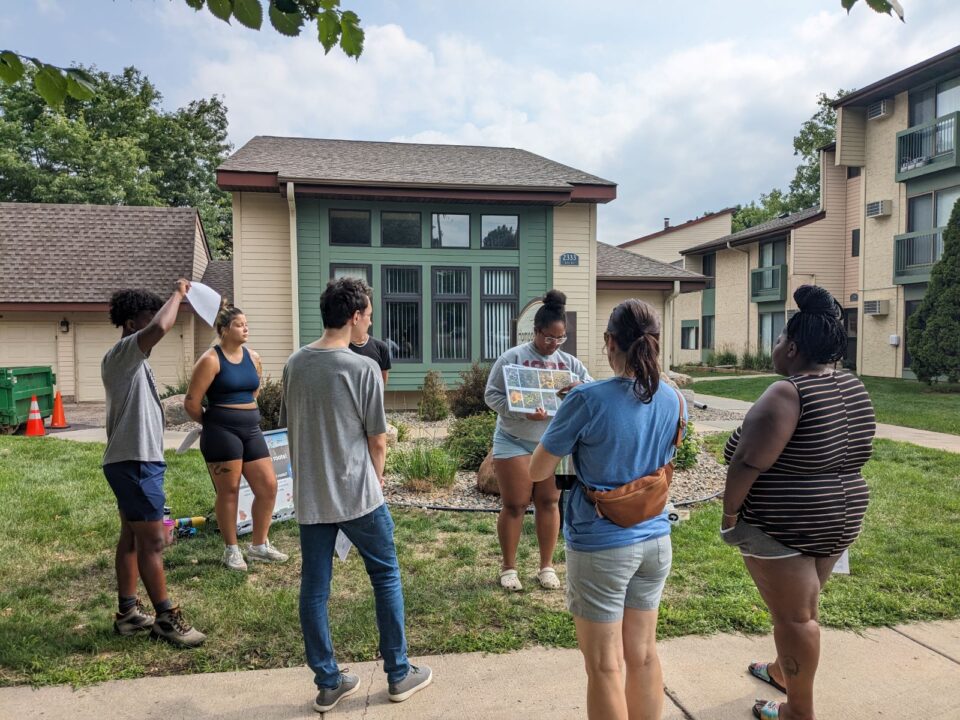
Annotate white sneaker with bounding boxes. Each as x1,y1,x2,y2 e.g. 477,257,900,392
246,540,289,563
222,546,248,571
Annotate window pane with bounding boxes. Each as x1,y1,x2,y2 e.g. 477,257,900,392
937,76,960,117
384,267,420,295
908,195,934,232
482,268,517,297
330,210,370,246
435,302,469,360
383,302,420,360
702,316,715,350
332,265,370,283
482,301,516,359
851,229,860,258
910,86,936,126
431,214,470,248
481,215,519,249
935,185,960,226
382,211,421,248
435,268,469,296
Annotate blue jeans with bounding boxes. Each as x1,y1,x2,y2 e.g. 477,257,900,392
299,504,410,689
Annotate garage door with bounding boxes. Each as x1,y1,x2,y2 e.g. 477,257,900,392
0,321,59,370
75,322,187,402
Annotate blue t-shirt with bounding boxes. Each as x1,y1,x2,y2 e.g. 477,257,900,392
540,378,686,552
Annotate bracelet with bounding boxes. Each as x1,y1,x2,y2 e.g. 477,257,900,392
723,511,739,518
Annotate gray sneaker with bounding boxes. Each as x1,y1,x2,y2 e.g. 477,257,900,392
223,546,248,571
246,540,289,564
388,664,433,703
150,606,207,648
114,598,154,636
313,671,360,713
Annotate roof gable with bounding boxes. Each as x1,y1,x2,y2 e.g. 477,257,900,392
597,242,704,280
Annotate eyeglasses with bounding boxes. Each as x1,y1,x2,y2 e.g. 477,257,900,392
538,332,567,345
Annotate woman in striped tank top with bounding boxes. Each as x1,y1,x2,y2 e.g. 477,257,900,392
721,285,875,720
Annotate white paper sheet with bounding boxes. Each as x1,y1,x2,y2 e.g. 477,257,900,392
175,427,200,454
832,549,850,575
335,530,353,562
186,281,223,327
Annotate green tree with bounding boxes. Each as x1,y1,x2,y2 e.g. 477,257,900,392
907,199,960,384
0,66,234,256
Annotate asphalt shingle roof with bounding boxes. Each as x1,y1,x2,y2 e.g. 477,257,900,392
680,206,824,256
0,203,202,303
597,242,704,280
219,136,616,189
201,260,233,305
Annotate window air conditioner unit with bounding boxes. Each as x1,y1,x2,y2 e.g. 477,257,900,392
865,200,892,218
863,300,890,316
866,98,893,121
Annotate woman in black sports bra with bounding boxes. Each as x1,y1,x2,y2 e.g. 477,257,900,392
185,305,288,571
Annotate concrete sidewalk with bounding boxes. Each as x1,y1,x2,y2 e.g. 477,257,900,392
51,427,192,451
3,621,958,719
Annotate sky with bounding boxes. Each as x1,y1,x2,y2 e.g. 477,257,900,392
5,0,960,245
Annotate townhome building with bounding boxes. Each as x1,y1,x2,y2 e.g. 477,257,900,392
618,208,735,264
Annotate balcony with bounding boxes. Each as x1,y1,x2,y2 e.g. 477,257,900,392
896,112,960,182
750,264,787,303
894,228,944,284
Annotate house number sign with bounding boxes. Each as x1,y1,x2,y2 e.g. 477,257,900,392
559,253,579,266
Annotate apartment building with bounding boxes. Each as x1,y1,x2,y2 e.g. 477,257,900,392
618,208,735,264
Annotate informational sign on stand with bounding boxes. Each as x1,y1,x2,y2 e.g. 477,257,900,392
237,428,296,535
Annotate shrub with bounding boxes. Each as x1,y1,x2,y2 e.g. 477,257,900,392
445,411,497,471
675,421,701,471
739,350,773,371
389,444,458,491
710,347,739,367
160,374,190,400
393,420,410,443
418,370,450,421
449,362,491,418
257,375,283,430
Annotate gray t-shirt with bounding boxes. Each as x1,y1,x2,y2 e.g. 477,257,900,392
101,332,165,465
484,342,593,442
279,346,388,525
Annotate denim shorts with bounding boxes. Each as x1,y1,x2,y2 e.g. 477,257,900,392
720,520,801,559
566,535,672,622
492,426,540,459
103,461,166,522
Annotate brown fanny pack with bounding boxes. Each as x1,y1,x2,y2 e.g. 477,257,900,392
582,387,686,528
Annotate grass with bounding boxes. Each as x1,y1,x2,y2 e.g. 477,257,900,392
672,366,769,379
387,444,458,491
692,375,960,435
1,435,959,686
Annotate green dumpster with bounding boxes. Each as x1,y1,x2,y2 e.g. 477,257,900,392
0,366,57,432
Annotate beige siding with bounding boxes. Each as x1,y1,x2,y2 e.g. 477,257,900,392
843,175,862,307
623,213,733,263
791,151,846,303
192,216,210,281
233,191,294,379
593,289,666,379
836,107,866,168
553,204,597,376
715,245,753,354
672,290,702,366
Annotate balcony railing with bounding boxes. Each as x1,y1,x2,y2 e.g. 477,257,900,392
750,265,787,303
896,112,960,181
894,228,944,284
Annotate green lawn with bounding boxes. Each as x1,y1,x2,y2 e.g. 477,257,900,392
693,375,960,435
673,366,769,379
1,436,959,686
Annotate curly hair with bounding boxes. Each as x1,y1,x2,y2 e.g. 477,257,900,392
108,289,164,328
320,277,372,329
786,285,847,364
533,289,567,331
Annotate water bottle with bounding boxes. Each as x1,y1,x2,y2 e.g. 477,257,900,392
162,507,176,546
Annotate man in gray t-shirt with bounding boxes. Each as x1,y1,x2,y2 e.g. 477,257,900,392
280,277,432,712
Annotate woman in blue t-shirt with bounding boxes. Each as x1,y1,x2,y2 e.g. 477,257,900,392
530,299,685,720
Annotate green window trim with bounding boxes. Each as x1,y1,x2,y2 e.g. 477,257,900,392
381,265,423,363
680,320,699,351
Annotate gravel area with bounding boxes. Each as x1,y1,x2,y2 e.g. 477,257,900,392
689,406,746,424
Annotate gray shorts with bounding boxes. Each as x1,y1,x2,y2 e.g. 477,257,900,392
492,426,539,459
720,520,801,559
566,535,672,623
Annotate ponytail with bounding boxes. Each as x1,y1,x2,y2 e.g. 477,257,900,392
607,299,662,403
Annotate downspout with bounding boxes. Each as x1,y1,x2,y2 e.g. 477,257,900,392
727,241,751,352
664,280,680,371
287,182,300,350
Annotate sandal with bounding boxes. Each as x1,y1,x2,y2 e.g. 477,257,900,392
752,699,782,719
536,567,561,590
748,661,786,693
499,568,523,592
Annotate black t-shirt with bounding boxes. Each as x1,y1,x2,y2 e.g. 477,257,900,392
349,337,392,372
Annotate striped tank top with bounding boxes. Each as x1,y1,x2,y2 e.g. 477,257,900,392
724,371,876,557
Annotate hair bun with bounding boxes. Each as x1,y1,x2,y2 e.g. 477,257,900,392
543,289,566,310
793,285,837,316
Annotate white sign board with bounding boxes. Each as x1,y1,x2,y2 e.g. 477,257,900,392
514,299,543,346
237,428,295,535
832,548,850,575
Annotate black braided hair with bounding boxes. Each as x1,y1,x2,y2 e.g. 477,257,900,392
534,289,567,330
606,299,662,403
108,289,163,328
786,285,847,364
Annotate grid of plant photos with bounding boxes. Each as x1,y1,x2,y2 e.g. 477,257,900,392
502,364,574,416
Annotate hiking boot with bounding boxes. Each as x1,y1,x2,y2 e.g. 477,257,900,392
150,606,206,648
313,670,360,713
113,598,154,636
223,545,248,571
388,664,433,703
246,540,289,564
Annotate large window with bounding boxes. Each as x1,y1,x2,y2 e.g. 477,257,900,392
908,185,960,230
910,76,960,125
681,323,698,350
759,239,787,267
481,215,519,249
701,253,716,289
759,311,785,354
381,211,421,248
480,268,518,361
381,266,421,362
330,264,372,284
701,315,715,350
329,209,371,246
432,268,470,361
431,213,470,248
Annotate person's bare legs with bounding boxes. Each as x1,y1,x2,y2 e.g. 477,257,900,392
531,474,560,570
240,457,278,546
115,513,139,598
574,615,628,720
125,518,169,606
495,456,533,571
622,607,664,720
208,460,244,546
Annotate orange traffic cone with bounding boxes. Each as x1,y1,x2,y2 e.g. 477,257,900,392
50,391,70,429
25,395,45,436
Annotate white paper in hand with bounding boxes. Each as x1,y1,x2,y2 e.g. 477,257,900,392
832,549,850,575
335,530,353,562
186,282,223,327
175,427,201,454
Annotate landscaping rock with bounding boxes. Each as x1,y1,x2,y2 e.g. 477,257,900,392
161,395,191,427
476,451,500,495
667,370,693,388
386,423,399,447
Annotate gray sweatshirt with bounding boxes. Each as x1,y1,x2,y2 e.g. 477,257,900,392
484,342,592,442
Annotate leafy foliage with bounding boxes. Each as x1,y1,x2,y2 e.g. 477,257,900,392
393,420,410,443
418,370,450,421
449,362,492,418
675,421,700,471
739,350,773,371
445,412,497,471
705,348,739,367
0,66,234,256
907,198,960,384
257,376,284,430
389,444,458,491
842,0,904,21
